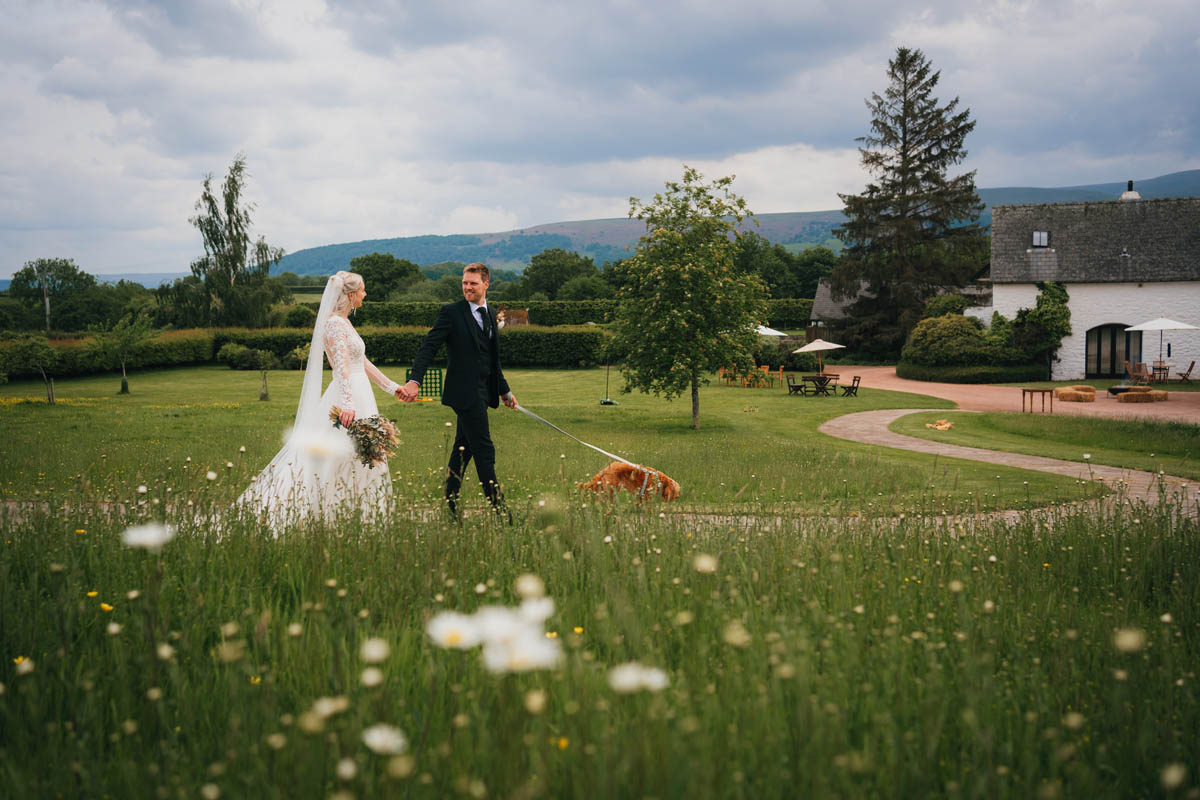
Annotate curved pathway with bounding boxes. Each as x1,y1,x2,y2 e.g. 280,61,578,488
818,368,1198,518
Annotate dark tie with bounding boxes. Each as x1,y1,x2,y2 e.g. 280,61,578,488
477,307,492,337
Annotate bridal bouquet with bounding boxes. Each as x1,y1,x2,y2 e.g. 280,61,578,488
329,406,401,468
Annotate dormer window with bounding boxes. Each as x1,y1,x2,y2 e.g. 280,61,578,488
1032,231,1050,247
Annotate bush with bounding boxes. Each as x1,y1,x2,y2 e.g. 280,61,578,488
753,339,816,372
217,342,280,370
764,298,814,329
895,361,1048,383
921,294,970,319
284,304,318,328
282,343,310,370
0,329,214,378
901,314,1016,367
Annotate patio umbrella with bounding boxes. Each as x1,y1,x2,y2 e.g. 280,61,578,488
792,338,845,373
754,324,788,337
1124,318,1199,362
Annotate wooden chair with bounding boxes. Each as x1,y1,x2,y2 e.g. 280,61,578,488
1126,360,1150,385
840,375,861,397
786,374,808,395
1177,361,1195,383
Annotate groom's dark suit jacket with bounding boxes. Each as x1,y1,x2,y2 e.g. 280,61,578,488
409,299,510,410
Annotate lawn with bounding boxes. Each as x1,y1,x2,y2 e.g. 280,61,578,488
892,411,1200,482
2,365,1197,798
0,365,1103,516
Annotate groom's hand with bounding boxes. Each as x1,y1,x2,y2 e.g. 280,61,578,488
399,380,421,402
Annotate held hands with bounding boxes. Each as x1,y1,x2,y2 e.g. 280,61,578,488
502,392,517,409
396,380,421,403
338,408,356,427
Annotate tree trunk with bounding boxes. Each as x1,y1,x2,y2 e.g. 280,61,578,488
42,285,50,333
259,370,270,401
40,367,55,404
120,359,129,394
690,374,700,429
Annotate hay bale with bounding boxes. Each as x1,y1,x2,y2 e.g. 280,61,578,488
1054,388,1096,402
1118,391,1155,403
1150,390,1169,402
1068,385,1096,395
1126,385,1152,393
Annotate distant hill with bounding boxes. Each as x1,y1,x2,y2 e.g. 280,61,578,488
269,168,1200,276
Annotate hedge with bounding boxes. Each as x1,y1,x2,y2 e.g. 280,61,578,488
895,361,1049,384
0,330,215,379
330,298,814,329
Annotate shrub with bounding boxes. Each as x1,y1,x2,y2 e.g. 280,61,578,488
921,294,970,319
217,343,280,370
0,329,214,378
895,361,1048,383
284,304,318,328
764,298,814,329
753,339,816,372
282,343,311,370
217,342,251,368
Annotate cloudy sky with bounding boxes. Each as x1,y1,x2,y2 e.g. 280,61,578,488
2,0,1197,278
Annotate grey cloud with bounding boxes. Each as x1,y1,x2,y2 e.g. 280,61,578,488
107,0,289,59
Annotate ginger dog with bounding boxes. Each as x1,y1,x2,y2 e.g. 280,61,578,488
579,462,680,502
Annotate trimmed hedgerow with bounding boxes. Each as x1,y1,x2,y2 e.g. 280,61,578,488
895,361,1048,384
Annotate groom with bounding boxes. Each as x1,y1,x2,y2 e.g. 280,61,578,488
399,262,517,519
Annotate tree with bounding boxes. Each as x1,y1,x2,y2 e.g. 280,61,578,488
557,274,613,300
348,252,422,298
610,166,768,429
88,311,156,394
1011,282,1071,379
830,46,987,359
9,258,97,331
518,249,599,300
188,153,288,327
4,337,59,403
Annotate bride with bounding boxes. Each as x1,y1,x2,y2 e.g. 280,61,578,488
237,271,402,526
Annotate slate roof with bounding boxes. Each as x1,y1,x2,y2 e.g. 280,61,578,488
991,197,1200,284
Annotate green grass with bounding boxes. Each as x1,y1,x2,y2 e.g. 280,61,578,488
892,411,1200,482
2,488,1196,798
2,366,1197,797
0,366,1104,516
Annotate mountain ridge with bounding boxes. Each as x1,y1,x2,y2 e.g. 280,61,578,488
275,170,1200,276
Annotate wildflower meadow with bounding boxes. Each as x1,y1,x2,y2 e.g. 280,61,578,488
2,366,1198,798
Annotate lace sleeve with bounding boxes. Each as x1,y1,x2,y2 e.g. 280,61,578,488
324,316,355,411
364,357,399,396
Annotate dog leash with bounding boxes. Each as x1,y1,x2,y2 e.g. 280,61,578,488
514,404,655,496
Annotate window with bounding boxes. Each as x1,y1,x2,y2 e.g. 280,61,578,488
1032,231,1050,247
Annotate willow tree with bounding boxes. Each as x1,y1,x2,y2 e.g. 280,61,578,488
188,154,287,327
610,166,767,429
831,47,987,358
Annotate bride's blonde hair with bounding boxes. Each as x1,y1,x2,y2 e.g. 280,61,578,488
330,271,364,316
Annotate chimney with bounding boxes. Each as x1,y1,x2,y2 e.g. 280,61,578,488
1120,179,1141,201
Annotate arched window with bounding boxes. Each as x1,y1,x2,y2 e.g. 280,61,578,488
1086,324,1142,378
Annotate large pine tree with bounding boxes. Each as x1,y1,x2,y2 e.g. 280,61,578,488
830,47,987,358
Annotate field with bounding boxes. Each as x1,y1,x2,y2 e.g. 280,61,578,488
2,366,1198,798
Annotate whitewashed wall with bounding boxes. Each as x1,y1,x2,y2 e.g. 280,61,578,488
985,282,1200,380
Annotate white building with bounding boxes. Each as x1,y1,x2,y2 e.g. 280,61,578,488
985,187,1200,381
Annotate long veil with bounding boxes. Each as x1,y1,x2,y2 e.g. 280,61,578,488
293,274,343,436
235,274,354,526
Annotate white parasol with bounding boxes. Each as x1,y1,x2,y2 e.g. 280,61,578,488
754,324,788,337
792,338,845,374
1124,318,1199,362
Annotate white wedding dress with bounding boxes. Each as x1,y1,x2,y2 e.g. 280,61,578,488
237,312,399,527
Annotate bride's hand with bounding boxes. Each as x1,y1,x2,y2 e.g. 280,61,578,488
339,408,356,427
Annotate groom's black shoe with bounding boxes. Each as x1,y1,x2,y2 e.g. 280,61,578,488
445,495,463,524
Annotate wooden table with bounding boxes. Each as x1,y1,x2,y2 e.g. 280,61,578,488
1020,387,1053,413
803,374,838,396
1152,363,1173,383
